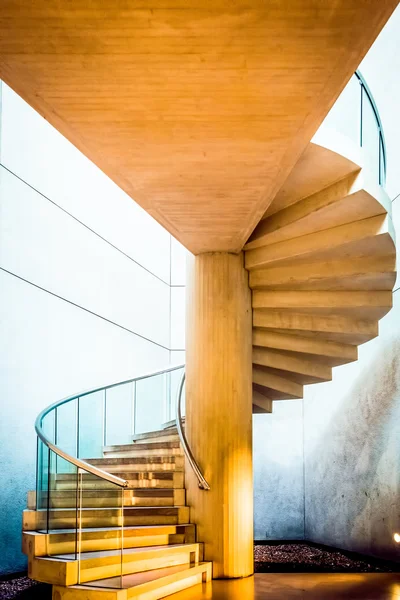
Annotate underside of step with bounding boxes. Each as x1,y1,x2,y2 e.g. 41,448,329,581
246,139,396,413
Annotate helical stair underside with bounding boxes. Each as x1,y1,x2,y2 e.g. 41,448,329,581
248,137,396,414
22,133,396,599
21,75,397,598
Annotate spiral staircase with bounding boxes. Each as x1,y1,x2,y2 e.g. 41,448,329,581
17,53,397,599
248,133,396,414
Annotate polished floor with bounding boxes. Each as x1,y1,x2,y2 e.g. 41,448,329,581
168,573,400,599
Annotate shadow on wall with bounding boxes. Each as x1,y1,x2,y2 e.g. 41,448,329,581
305,334,400,562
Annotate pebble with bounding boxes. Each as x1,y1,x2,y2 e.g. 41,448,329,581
254,543,397,573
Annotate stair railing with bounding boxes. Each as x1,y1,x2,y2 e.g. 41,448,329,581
36,398,129,488
321,69,387,187
34,363,189,587
175,372,210,491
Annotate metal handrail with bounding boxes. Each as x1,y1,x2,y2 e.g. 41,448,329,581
355,69,386,184
175,372,210,491
36,364,185,489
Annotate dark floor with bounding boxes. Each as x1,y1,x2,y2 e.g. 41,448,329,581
0,577,50,600
170,574,400,599
255,543,400,573
2,544,399,599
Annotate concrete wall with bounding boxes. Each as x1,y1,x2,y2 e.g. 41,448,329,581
252,7,400,558
0,82,187,575
253,401,305,541
253,202,400,559
303,196,400,562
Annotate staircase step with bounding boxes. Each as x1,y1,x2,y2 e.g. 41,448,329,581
253,309,378,345
261,143,361,220
253,366,303,400
103,441,183,458
253,329,357,367
252,290,393,320
23,506,190,531
253,347,332,385
54,471,184,490
29,543,201,585
246,172,390,250
23,524,195,557
132,427,179,444
31,488,185,509
88,455,184,472
252,390,273,414
53,562,212,599
245,214,395,271
163,418,184,430
249,255,396,291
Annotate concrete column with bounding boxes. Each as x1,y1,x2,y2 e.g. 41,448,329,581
185,252,253,578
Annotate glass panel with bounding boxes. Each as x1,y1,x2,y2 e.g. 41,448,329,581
322,74,361,145
42,411,55,443
134,373,166,435
105,383,134,446
180,378,186,419
78,391,105,459
56,400,78,473
36,440,49,512
47,451,78,560
361,87,380,186
36,412,55,510
168,367,185,423
77,469,124,589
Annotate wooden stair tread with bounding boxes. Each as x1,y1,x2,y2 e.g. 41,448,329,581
88,457,181,464
37,506,184,512
104,441,181,452
46,489,177,496
42,524,192,534
245,214,395,271
261,143,361,220
246,174,391,250
81,562,210,589
54,543,198,561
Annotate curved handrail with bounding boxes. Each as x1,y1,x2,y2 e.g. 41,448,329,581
355,69,386,177
36,364,186,489
175,372,210,491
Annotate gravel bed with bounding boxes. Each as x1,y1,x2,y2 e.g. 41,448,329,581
0,576,51,599
255,543,399,573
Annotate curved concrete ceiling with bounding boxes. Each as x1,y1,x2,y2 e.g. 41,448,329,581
0,1,396,253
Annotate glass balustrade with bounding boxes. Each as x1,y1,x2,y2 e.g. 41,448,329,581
35,365,185,590
320,70,386,187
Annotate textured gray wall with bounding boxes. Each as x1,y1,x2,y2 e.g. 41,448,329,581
253,198,400,558
304,289,400,561
253,400,305,540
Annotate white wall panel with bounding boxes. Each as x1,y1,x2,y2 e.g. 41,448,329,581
0,83,171,282
0,166,170,348
171,237,188,286
0,270,169,574
170,287,186,350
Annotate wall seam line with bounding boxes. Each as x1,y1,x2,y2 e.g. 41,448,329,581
0,266,185,353
0,162,171,287
392,192,400,203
